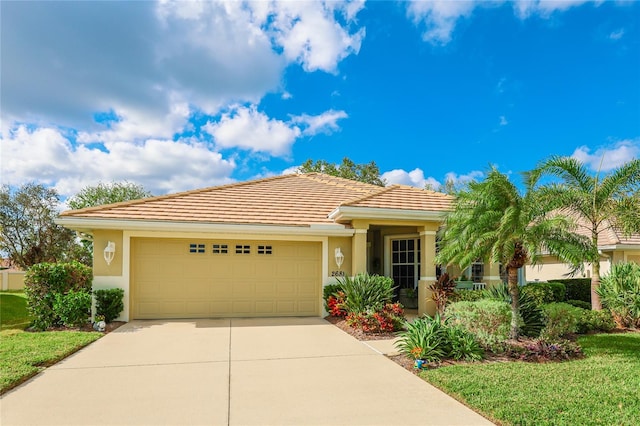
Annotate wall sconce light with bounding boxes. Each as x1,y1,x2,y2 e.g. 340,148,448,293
335,247,344,269
103,241,116,266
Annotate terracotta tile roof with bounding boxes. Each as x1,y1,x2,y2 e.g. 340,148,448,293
566,211,640,247
60,173,453,227
342,185,454,211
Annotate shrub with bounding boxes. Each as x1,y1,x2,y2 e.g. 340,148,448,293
323,283,344,312
596,261,640,328
553,278,591,303
576,309,615,334
94,288,125,323
483,283,544,337
395,314,483,362
540,303,582,340
337,273,395,314
522,282,567,305
444,325,484,361
53,290,92,328
346,302,405,333
566,299,592,310
428,273,457,315
24,261,93,330
446,300,512,349
448,289,485,303
505,338,583,362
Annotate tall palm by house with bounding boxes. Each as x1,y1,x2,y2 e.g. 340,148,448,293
436,167,590,339
525,157,640,310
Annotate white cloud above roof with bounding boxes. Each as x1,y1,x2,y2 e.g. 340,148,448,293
0,0,363,195
2,125,235,198
382,168,438,189
203,106,348,157
572,139,640,172
406,0,598,45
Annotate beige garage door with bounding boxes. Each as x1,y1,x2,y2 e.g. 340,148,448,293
131,238,321,319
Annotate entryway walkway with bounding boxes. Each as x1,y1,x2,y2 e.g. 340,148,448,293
1,318,493,425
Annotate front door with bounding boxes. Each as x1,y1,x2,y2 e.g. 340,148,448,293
390,238,421,290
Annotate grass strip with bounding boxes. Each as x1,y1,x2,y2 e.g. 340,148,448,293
0,329,101,394
422,332,640,426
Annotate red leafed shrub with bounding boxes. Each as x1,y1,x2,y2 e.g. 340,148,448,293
346,302,405,333
327,291,347,317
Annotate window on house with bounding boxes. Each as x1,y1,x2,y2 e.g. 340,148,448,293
471,261,484,283
189,243,205,253
235,245,250,254
212,244,228,254
257,245,273,255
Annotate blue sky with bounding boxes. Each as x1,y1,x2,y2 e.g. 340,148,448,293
1,1,639,199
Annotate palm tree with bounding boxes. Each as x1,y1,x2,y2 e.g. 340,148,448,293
525,157,640,310
435,167,590,339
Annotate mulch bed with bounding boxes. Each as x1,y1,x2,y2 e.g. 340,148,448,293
323,315,627,375
324,315,397,341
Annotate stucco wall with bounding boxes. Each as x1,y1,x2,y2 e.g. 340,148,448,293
93,230,124,276
1,271,26,290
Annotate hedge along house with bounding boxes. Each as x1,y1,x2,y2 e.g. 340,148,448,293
58,173,463,321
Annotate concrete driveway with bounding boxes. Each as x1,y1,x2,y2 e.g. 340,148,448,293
1,318,493,426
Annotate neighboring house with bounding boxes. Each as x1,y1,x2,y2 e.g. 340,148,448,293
0,259,25,291
59,173,498,320
524,216,640,282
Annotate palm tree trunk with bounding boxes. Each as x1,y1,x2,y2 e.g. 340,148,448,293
591,257,602,311
591,231,602,310
507,267,520,339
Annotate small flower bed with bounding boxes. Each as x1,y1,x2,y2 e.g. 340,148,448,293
346,302,405,333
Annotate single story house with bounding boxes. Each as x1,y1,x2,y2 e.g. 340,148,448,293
58,173,505,321
524,216,640,282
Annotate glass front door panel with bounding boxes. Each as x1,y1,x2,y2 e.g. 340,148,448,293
391,238,420,289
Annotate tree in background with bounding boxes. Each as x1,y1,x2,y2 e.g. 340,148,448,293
298,158,386,186
435,167,590,339
425,177,464,195
67,181,152,210
525,157,640,310
66,181,153,260
0,183,81,269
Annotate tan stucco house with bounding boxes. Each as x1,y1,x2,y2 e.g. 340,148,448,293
58,173,469,321
525,216,640,282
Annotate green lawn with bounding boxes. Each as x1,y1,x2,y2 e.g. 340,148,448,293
0,291,102,394
422,332,640,426
0,292,33,330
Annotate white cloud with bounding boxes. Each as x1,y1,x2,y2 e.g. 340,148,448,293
514,0,598,19
406,1,477,45
281,166,301,176
609,28,625,40
1,125,235,198
382,168,440,189
204,106,301,157
77,97,191,144
292,110,349,136
444,170,484,186
406,0,598,45
571,140,640,172
382,168,484,191
266,1,366,72
499,115,509,126
1,0,364,130
204,106,348,156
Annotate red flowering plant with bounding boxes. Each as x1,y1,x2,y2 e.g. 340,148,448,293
346,302,405,333
327,291,347,317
